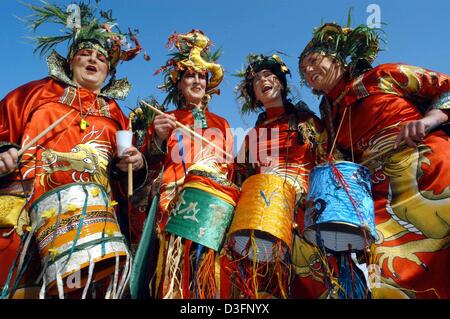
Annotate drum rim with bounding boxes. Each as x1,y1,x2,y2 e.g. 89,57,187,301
304,221,374,236
240,173,297,192
228,229,292,263
312,160,371,173
165,186,236,251
303,221,375,251
29,182,108,212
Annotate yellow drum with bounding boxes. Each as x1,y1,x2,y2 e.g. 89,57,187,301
227,174,297,262
30,183,131,297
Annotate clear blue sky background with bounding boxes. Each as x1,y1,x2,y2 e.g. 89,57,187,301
1,0,449,140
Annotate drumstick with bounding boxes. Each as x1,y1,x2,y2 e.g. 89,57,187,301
128,118,133,198
18,109,76,157
139,100,233,160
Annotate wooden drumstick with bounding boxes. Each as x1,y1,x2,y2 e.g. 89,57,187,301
18,109,76,157
128,118,133,198
139,100,233,161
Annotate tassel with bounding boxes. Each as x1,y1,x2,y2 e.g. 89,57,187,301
182,240,192,298
39,274,46,299
214,253,221,299
337,252,367,299
56,262,65,299
162,235,183,299
194,245,203,298
250,233,260,298
2,226,17,238
151,233,166,298
196,249,216,299
117,253,132,299
105,275,114,299
112,253,120,299
13,222,38,288
82,256,95,299
275,241,289,299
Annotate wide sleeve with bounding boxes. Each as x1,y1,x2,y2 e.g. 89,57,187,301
378,64,450,111
0,78,51,145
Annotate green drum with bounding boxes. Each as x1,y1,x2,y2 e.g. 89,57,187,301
165,183,236,251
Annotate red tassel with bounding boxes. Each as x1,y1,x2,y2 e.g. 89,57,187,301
182,240,192,298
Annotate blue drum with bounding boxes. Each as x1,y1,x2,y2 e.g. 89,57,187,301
304,161,377,252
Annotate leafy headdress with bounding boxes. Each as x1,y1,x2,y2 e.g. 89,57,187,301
298,13,384,84
236,53,291,115
24,0,145,99
155,29,223,109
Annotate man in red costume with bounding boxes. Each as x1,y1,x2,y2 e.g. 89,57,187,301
299,22,450,298
0,1,145,299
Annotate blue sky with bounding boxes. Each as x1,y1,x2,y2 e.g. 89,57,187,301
1,0,449,134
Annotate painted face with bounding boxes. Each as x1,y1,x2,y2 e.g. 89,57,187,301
300,52,344,94
178,70,207,107
70,48,109,93
252,69,284,107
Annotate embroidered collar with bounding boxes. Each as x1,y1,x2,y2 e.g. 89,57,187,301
46,50,132,101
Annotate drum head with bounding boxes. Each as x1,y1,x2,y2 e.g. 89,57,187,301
304,222,372,252
230,230,289,262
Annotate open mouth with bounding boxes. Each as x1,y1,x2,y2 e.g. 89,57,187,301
262,84,272,94
49,160,70,168
312,73,320,82
43,159,71,172
86,65,97,73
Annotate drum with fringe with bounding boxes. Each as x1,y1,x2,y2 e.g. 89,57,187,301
227,174,297,262
29,182,131,298
304,161,376,252
165,178,238,251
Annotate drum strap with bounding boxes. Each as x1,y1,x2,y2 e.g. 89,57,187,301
100,189,110,257
176,131,187,176
182,240,192,298
214,253,221,298
194,244,203,298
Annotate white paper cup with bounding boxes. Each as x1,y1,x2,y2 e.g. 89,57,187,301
116,130,133,157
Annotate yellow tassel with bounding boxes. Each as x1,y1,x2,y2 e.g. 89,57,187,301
66,204,78,212
197,249,216,299
91,188,101,197
162,235,184,299
110,200,119,207
105,228,115,237
214,253,221,298
48,248,59,261
41,208,56,219
80,119,89,131
153,233,166,298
